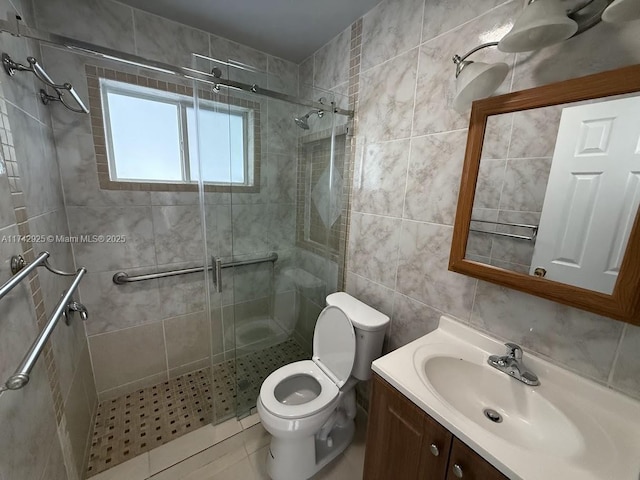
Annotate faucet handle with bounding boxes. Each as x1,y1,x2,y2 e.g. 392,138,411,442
504,343,522,360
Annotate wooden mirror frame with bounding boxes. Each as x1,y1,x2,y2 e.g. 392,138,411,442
449,64,640,325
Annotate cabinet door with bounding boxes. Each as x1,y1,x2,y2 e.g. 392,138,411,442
364,375,452,480
446,438,509,480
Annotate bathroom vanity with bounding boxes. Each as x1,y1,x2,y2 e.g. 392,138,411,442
364,374,507,480
363,316,640,480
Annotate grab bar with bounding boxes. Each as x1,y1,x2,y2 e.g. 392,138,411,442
2,267,87,391
0,251,50,301
112,253,279,285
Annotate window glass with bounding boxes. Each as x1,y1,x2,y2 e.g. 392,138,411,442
106,91,182,182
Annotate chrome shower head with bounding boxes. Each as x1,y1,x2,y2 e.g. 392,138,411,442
294,109,324,130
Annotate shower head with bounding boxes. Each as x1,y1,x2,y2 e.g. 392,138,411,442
294,109,324,130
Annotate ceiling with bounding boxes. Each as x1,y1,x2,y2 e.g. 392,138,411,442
118,0,381,63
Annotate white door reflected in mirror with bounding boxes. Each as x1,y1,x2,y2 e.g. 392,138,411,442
531,96,640,294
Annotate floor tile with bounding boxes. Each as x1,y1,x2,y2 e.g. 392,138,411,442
242,424,270,455
240,412,261,429
149,425,219,474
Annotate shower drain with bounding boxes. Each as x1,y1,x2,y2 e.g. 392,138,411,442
483,408,503,423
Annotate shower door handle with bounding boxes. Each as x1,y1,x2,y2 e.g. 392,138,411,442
213,256,223,293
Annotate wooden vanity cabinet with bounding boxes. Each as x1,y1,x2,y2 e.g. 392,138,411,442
364,374,509,480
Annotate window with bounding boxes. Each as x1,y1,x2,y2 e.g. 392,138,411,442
101,78,254,186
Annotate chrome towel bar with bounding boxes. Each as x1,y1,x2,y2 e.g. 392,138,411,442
112,253,279,291
2,267,86,391
2,52,89,114
470,218,538,242
0,251,50,301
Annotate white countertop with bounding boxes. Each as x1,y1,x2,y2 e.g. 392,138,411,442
371,316,640,480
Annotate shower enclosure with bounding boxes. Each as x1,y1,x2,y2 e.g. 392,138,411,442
191,53,352,421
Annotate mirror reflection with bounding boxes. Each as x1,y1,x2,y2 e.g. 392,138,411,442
466,93,640,295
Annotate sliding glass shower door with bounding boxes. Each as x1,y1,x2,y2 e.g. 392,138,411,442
191,52,350,422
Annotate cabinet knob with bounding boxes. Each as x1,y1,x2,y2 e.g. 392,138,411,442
429,443,439,456
453,464,464,478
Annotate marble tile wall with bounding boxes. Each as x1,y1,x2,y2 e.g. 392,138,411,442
0,0,96,478
301,0,640,400
32,0,302,399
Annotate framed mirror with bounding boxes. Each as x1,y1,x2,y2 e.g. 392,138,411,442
450,64,640,325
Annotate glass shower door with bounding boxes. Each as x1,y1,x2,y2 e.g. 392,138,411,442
192,52,351,422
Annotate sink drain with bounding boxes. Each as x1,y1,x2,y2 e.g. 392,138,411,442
483,408,503,423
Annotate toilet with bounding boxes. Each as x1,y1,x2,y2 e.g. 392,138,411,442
257,292,390,480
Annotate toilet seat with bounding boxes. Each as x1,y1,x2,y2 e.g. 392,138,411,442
259,305,356,420
260,360,339,419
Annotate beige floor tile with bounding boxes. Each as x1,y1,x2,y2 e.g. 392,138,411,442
149,425,219,474
240,412,261,429
212,418,243,443
182,454,254,480
248,445,270,480
86,452,149,480
242,424,271,455
312,453,361,480
149,434,245,480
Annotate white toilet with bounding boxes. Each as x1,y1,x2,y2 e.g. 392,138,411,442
257,292,389,480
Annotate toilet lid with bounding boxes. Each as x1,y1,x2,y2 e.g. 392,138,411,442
312,306,355,388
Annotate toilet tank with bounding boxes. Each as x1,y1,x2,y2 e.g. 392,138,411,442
326,293,390,381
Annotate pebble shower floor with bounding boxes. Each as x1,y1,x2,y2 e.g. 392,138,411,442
86,338,308,477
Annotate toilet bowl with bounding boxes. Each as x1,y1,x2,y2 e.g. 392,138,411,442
258,293,389,480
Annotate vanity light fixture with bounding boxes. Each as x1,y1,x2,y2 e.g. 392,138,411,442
601,0,640,23
452,42,509,113
452,0,616,110
498,0,578,52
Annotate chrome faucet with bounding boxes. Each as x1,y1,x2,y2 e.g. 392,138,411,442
487,343,540,386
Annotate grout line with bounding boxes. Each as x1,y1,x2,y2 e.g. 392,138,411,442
607,323,627,386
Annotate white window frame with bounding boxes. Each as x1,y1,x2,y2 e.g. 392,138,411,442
100,78,253,186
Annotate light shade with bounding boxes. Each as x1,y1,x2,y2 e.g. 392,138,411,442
602,0,640,23
498,0,578,53
453,61,509,113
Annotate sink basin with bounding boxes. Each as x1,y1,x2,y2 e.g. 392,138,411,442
372,316,640,480
418,354,584,457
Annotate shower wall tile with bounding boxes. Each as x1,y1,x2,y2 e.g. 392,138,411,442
9,105,65,217
152,205,203,264
421,0,512,43
209,34,268,71
471,281,623,382
41,438,69,480
412,1,519,137
80,268,161,335
268,56,298,96
352,138,410,217
231,203,270,255
404,131,467,225
89,321,167,393
33,0,136,54
360,0,424,72
266,99,298,154
133,10,208,67
387,292,441,351
0,363,58,480
298,55,314,98
164,311,211,371
266,152,296,204
313,27,350,91
268,204,296,250
0,34,41,120
67,205,155,272
482,113,513,160
358,48,418,143
348,212,401,289
63,364,93,475
157,263,206,318
611,325,640,399
0,174,15,229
